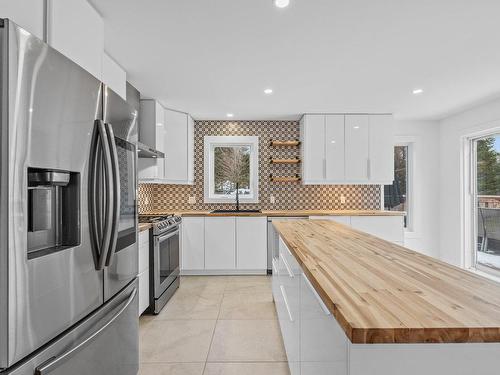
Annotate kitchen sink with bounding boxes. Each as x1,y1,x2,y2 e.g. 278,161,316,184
210,209,262,214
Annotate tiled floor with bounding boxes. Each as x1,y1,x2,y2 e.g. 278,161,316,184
139,276,290,375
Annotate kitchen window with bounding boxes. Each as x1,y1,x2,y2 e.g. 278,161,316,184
204,136,259,203
384,145,411,228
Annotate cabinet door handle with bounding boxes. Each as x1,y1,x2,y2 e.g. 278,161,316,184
281,256,294,278
280,285,294,322
272,259,279,275
303,274,331,316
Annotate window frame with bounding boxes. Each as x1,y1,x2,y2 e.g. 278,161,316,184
383,141,414,232
203,136,259,204
466,130,500,278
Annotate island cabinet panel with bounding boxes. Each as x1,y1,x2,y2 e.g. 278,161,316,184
181,217,205,271
300,274,348,375
277,238,300,372
236,217,267,270
204,217,236,270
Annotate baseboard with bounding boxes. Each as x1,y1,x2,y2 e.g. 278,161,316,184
181,269,268,276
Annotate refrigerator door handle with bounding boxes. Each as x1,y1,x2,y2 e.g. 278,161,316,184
88,122,102,269
34,287,137,375
104,123,120,267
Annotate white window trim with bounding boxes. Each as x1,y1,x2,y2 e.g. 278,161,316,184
461,124,500,276
384,137,416,235
204,136,259,204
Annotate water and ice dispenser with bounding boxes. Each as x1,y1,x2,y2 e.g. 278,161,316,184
27,168,80,258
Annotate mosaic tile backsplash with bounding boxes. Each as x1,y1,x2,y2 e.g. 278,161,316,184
138,120,381,213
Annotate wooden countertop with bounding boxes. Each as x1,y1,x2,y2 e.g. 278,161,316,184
273,220,500,344
139,210,405,217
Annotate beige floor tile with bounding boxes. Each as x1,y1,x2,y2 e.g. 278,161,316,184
180,276,228,295
140,363,205,375
223,276,272,294
207,320,286,362
203,362,290,375
140,320,216,363
155,291,223,320
219,292,276,320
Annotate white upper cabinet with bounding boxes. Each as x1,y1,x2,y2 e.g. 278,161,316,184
345,115,370,182
1,0,45,39
369,114,394,183
138,100,165,180
301,113,394,184
102,52,126,100
46,0,104,80
301,115,325,183
325,115,345,182
163,109,194,184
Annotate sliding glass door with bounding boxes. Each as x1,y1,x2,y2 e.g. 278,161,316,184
472,133,500,275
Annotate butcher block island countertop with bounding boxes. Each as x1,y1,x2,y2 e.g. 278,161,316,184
273,220,500,344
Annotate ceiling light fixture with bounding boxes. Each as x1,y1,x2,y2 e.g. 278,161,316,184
226,113,234,118
412,88,424,95
264,88,273,95
274,0,290,8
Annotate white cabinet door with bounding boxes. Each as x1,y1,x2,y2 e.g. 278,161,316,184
164,109,189,183
300,274,348,375
345,115,370,182
102,52,126,100
187,115,195,184
138,230,150,316
138,230,150,273
350,216,404,243
302,115,325,183
182,217,205,271
1,0,44,39
205,217,236,270
309,216,351,225
236,217,267,271
47,0,104,80
325,115,345,182
369,115,394,183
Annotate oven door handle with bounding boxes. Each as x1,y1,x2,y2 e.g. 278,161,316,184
156,228,180,244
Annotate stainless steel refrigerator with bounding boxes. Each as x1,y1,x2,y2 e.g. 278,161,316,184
0,19,139,374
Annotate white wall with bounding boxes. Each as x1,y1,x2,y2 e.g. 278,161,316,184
438,98,500,267
394,120,440,258
0,0,45,39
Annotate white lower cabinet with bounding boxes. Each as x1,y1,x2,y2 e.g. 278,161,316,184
204,217,236,270
181,217,205,271
138,230,150,316
309,215,404,245
273,236,348,375
181,216,268,274
236,217,267,270
350,215,404,244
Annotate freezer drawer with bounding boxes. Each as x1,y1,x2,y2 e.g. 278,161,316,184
5,280,139,375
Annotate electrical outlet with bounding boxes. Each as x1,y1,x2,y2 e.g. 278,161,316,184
340,195,346,204
188,196,196,204
270,195,276,204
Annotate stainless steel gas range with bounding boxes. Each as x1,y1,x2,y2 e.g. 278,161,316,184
139,215,181,314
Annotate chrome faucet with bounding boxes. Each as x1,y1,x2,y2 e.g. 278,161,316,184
235,182,240,211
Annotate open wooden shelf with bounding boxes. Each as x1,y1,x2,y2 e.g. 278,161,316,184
270,157,301,164
270,139,301,147
270,174,301,183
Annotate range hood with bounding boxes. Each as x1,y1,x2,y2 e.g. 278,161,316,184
137,142,165,159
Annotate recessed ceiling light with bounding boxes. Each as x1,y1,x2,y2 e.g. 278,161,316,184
353,126,360,129
226,113,234,118
264,88,273,95
274,0,290,8
412,88,424,95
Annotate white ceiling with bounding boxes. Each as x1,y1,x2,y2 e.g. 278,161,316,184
90,0,500,121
